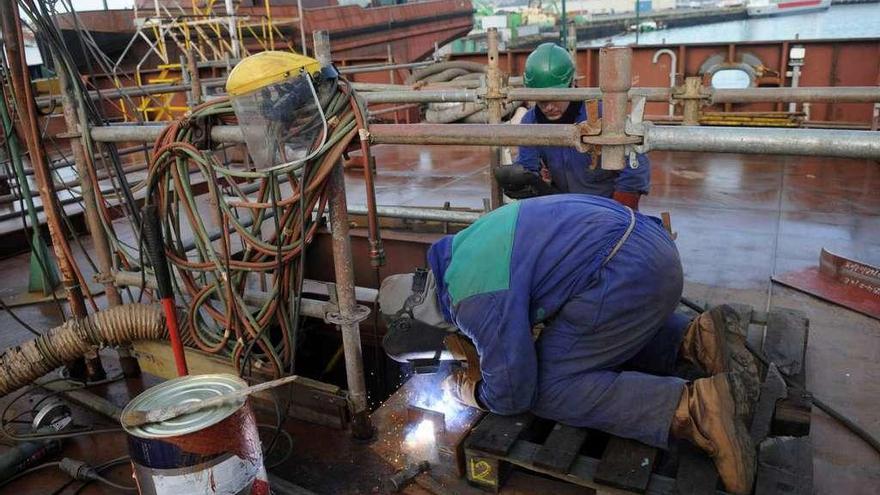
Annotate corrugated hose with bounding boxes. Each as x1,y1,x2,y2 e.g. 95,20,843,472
0,304,165,396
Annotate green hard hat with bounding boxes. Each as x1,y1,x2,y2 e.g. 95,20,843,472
524,43,574,89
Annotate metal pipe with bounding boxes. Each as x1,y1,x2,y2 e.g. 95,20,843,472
56,54,140,376
339,60,435,75
652,49,677,118
486,28,503,210
224,0,240,59
186,48,203,105
712,86,880,104
91,122,880,159
362,90,479,104
35,84,190,110
349,204,481,224
598,46,631,170
368,123,577,146
681,77,703,126
642,124,880,159
314,30,373,440
1,4,88,318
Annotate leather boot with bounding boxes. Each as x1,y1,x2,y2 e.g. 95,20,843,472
680,305,760,409
671,373,756,495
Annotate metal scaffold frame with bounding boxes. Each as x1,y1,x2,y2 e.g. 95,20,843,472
114,0,303,121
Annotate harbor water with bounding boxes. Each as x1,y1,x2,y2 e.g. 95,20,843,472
584,3,880,46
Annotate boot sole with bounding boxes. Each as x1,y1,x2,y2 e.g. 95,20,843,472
718,374,757,495
710,306,759,417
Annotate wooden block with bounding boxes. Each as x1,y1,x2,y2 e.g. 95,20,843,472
772,390,812,437
465,413,534,456
594,437,658,494
533,424,590,473
764,308,809,379
674,441,718,495
755,436,813,495
465,452,504,492
750,363,788,444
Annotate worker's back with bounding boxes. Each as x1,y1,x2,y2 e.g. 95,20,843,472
428,194,659,324
426,194,683,415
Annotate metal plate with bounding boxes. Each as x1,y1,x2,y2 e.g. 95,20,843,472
122,373,246,439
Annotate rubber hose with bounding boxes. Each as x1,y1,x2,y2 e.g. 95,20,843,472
406,61,487,84
419,68,470,84
0,304,165,396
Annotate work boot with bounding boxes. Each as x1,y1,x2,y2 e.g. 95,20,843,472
671,373,756,495
680,305,760,410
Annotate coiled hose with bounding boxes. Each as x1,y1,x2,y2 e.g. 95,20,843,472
0,304,165,396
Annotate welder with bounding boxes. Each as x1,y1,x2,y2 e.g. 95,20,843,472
495,43,650,209
378,195,758,494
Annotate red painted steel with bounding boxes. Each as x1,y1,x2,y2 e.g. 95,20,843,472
773,249,880,320
450,39,880,125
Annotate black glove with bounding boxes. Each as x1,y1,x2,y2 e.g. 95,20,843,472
494,164,558,199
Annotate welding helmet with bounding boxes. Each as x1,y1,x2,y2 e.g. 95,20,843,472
378,269,456,366
226,51,339,171
524,43,575,89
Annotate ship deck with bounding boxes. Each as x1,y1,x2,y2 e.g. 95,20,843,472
0,146,878,493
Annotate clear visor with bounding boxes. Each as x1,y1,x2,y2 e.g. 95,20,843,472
230,71,328,172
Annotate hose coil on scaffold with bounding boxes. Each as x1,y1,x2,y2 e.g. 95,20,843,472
141,79,369,378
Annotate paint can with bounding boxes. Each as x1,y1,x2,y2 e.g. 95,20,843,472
122,374,270,494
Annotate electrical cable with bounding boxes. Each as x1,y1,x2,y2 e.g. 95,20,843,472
679,296,880,458
0,461,61,490
0,295,42,336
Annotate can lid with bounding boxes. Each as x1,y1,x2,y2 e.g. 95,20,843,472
122,374,247,439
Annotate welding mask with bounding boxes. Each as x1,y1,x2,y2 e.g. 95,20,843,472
378,269,456,368
226,51,338,172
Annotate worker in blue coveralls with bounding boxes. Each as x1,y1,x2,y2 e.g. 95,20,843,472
494,43,649,209
378,195,759,494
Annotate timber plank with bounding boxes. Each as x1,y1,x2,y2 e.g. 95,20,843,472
465,413,534,456
675,441,719,495
532,424,590,473
755,436,813,495
764,308,809,379
772,390,812,438
594,437,658,493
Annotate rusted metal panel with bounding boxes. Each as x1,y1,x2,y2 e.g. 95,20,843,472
773,249,880,320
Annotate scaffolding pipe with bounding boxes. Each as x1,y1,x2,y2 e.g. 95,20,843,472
90,123,880,160
641,124,880,160
362,90,479,104
48,84,880,110
712,86,880,104
314,30,373,440
339,60,436,75
1,3,89,318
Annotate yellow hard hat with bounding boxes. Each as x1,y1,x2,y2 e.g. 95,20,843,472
226,51,322,97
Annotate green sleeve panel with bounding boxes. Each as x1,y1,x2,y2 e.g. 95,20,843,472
444,202,521,306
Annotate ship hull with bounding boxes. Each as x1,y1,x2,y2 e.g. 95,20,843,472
747,0,831,17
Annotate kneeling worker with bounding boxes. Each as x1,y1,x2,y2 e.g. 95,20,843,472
496,43,649,209
379,195,758,494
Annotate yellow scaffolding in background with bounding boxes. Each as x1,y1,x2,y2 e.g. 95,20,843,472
116,0,300,121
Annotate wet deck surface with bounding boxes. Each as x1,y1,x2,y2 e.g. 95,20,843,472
0,145,878,493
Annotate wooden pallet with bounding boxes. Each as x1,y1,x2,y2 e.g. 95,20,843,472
462,304,813,494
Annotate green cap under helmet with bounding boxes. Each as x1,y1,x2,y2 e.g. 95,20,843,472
524,43,575,89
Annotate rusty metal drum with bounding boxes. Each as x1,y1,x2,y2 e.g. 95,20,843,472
122,374,269,495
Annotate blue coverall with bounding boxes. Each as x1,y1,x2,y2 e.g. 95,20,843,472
427,195,689,448
518,103,651,196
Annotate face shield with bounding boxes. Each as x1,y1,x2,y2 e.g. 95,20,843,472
227,52,338,172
